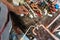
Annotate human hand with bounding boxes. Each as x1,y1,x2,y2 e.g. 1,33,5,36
14,6,29,15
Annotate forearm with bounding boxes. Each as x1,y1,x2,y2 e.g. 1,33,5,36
2,0,15,12
2,0,29,15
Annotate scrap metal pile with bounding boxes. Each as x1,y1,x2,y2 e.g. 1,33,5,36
10,0,60,40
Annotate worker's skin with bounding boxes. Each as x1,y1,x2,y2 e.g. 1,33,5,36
2,0,29,15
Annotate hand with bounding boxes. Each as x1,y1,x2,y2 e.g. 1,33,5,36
13,6,29,15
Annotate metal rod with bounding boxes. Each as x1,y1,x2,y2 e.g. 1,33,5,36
47,14,60,28
40,24,60,40
32,24,60,40
52,25,60,33
24,2,36,17
20,25,35,40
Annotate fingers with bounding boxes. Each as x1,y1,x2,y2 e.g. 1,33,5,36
19,6,29,15
14,6,29,15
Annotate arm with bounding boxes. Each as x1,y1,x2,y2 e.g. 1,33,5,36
2,0,15,12
1,0,23,15
2,0,29,15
